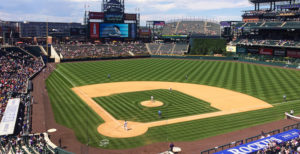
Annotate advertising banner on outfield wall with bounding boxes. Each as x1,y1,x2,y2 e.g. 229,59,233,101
287,50,300,58
226,45,236,53
237,47,247,53
247,48,259,53
90,22,100,39
215,129,300,154
259,48,273,55
274,50,286,56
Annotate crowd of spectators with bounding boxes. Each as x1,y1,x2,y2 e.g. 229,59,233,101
243,9,300,22
0,48,43,120
231,39,300,47
147,43,188,55
161,23,177,35
161,21,220,36
0,47,45,153
0,133,54,153
177,21,205,35
255,136,300,154
54,42,148,59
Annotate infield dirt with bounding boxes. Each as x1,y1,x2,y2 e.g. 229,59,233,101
72,81,273,138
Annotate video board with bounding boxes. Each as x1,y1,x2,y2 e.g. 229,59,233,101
100,23,128,38
99,23,136,38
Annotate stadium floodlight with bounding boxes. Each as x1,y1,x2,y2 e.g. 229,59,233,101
249,0,292,3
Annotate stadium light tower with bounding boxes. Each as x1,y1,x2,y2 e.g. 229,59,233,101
46,19,48,56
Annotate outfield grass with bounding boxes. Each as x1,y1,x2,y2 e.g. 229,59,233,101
46,58,300,149
93,89,218,122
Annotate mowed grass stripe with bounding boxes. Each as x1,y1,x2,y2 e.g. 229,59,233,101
93,89,218,122
46,59,300,149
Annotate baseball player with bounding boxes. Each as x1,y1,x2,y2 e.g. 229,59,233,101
283,95,287,102
124,120,128,131
158,110,162,119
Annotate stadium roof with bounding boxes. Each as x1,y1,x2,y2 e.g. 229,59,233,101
249,0,293,3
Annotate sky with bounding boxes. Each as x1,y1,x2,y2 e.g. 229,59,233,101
0,0,254,25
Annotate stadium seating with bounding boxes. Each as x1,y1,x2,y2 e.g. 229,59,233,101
177,21,205,35
54,42,149,59
0,47,44,145
0,133,56,153
262,22,282,28
161,22,177,35
234,21,300,29
159,43,174,55
173,44,189,55
232,38,300,48
283,21,300,29
234,22,246,28
147,43,160,54
245,22,262,28
161,20,220,36
147,43,189,55
24,46,47,57
206,22,221,36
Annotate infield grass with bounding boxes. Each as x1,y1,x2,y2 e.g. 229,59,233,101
46,58,300,149
93,89,218,122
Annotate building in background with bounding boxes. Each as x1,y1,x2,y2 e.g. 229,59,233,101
20,21,84,38
222,0,300,58
0,21,84,44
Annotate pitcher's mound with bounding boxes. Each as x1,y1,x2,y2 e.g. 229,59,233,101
97,120,148,138
141,100,163,107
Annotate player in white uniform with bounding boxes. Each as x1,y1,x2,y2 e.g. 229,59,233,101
124,120,128,131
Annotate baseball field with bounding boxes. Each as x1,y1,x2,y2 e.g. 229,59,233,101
46,58,300,149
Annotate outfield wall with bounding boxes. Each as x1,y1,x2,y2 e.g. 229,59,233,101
60,55,151,62
151,55,299,69
60,54,298,69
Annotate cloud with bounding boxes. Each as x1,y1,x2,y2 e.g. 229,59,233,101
0,0,251,25
126,0,251,11
0,11,83,23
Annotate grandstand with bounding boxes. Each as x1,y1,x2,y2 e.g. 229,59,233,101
0,46,56,153
2,0,300,153
146,43,189,55
161,22,177,36
54,42,149,59
161,20,221,36
243,0,300,22
233,21,300,29
223,0,300,58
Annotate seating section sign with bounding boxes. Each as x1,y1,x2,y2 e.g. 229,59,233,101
215,129,300,154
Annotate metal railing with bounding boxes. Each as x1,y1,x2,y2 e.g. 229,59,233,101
245,129,280,143
200,124,297,154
